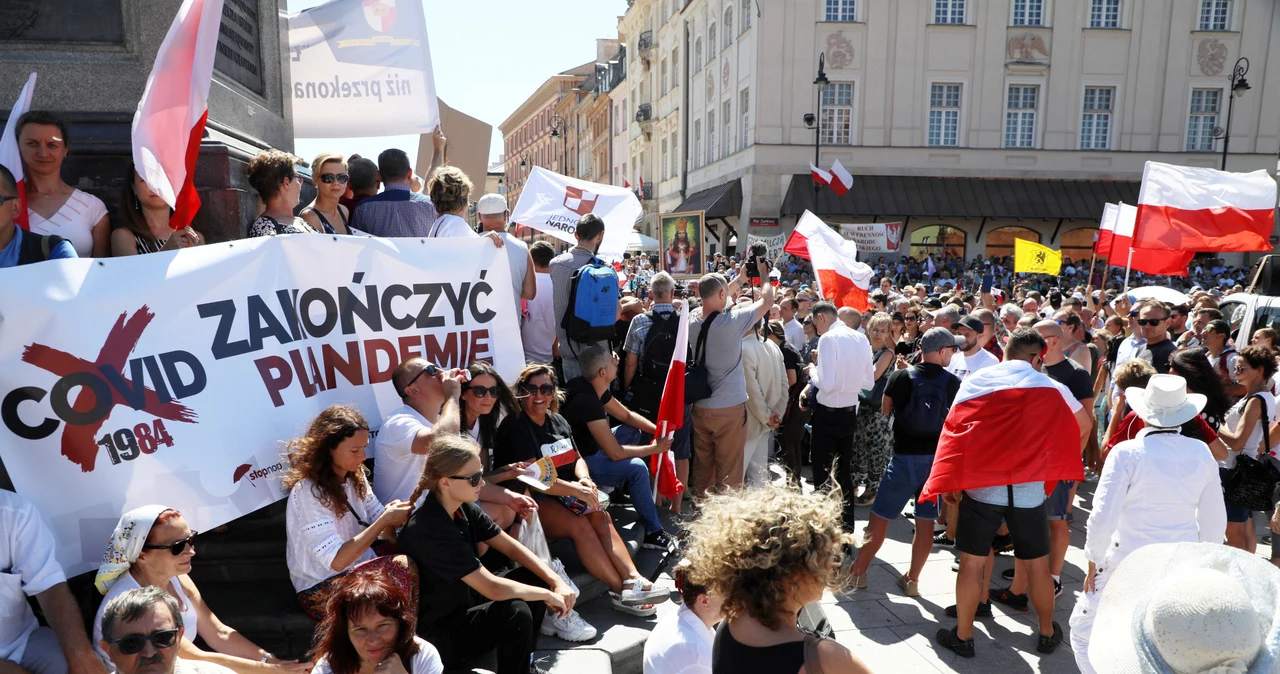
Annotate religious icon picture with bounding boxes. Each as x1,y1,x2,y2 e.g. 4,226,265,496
660,211,705,278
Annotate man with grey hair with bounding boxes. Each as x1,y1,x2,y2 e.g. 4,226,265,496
99,587,230,674
932,305,962,333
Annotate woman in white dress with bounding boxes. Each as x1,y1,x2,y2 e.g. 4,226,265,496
92,506,309,674
17,111,109,257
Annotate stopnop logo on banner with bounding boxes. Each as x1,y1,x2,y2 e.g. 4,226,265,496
0,236,520,574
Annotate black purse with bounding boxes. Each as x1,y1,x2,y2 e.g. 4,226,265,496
1223,395,1280,512
684,311,718,404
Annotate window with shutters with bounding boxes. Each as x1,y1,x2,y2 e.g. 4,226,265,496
928,84,961,147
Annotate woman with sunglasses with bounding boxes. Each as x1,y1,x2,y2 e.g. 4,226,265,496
247,149,318,237
283,405,417,622
895,306,923,363
300,153,364,236
92,507,307,674
494,364,668,616
1216,345,1279,552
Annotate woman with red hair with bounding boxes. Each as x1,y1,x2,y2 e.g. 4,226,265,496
309,569,442,674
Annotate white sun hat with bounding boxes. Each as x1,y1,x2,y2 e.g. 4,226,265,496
1124,374,1206,430
1089,542,1280,674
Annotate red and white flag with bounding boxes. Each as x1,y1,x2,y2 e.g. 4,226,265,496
830,158,853,197
1109,202,1194,277
1094,202,1118,256
810,163,832,187
0,73,36,230
132,0,224,232
920,361,1083,504
1134,161,1277,253
649,301,688,501
783,211,873,310
624,178,631,189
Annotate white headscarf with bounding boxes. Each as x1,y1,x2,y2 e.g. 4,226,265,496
94,505,170,595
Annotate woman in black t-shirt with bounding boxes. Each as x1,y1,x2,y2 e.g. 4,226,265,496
493,364,668,616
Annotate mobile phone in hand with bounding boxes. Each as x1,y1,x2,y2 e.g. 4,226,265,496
981,273,994,294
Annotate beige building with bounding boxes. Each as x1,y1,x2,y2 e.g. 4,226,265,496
616,0,1279,263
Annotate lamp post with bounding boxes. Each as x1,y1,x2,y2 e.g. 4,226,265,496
1221,57,1251,171
549,113,567,176
803,53,830,195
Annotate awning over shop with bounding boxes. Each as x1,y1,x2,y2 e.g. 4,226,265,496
674,178,742,218
781,174,1140,220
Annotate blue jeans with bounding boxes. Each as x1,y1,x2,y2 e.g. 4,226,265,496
584,440,663,534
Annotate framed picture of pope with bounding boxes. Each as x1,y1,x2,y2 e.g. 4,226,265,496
659,211,705,279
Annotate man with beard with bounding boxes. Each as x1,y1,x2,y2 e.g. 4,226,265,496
947,315,998,381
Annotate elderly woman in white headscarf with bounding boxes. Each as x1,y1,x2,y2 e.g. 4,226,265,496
92,506,311,674
1069,375,1228,674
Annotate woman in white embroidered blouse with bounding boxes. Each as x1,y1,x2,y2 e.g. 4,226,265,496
17,111,109,257
283,405,415,621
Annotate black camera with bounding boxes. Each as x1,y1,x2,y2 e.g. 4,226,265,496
746,242,769,281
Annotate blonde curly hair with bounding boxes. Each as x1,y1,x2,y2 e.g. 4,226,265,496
427,166,472,214
684,484,852,630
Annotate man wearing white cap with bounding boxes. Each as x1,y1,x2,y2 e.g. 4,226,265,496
476,193,537,316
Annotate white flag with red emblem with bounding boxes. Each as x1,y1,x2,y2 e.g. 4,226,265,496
510,167,642,259
0,73,36,230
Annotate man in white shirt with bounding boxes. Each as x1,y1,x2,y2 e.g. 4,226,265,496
373,358,467,504
1113,300,1147,369
804,300,875,530
475,194,536,318
780,298,805,351
947,315,999,381
642,564,723,674
1,490,107,674
98,587,234,674
521,242,557,364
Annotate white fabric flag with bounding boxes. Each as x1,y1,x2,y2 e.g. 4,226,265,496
510,167,644,259
288,0,440,138
0,73,35,229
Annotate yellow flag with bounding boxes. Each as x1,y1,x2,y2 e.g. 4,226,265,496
1014,238,1062,275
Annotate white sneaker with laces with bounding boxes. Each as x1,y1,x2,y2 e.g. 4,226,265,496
540,610,598,642
550,558,580,598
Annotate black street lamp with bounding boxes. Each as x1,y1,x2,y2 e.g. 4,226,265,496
803,53,830,194
549,113,568,175
1221,57,1250,171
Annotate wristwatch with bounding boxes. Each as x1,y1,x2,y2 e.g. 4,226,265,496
260,653,273,663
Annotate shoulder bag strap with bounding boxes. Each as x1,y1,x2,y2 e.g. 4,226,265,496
803,634,826,674
1252,393,1272,458
694,311,718,365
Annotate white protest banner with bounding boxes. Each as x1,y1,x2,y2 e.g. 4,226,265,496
0,236,519,575
288,0,439,138
510,167,644,259
747,233,787,261
838,222,903,254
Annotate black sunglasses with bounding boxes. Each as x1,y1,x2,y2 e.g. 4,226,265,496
142,532,197,556
904,314,918,321
464,385,501,399
402,364,441,393
448,471,484,487
1136,317,1167,327
518,383,556,396
318,173,350,184
108,629,180,655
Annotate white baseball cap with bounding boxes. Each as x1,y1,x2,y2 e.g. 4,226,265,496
476,193,508,215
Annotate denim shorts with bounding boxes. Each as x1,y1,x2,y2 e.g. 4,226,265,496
870,454,939,521
1046,480,1076,521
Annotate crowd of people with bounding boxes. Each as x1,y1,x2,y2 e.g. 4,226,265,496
3,108,1280,674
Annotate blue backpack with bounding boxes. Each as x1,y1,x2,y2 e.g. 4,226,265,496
562,257,619,345
898,368,952,437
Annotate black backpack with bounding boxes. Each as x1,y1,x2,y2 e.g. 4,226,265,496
16,232,68,266
898,368,952,437
639,310,687,379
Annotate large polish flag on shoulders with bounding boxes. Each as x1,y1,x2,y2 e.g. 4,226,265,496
132,0,224,232
919,360,1083,504
783,211,873,311
0,73,36,230
1108,202,1194,276
1134,161,1277,253
649,301,688,501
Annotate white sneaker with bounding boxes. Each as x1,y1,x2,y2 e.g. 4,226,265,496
540,610,598,642
550,558,580,598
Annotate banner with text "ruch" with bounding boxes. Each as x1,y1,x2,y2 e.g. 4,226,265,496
0,236,520,575
838,222,903,254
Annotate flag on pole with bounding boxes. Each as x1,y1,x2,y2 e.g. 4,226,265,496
925,256,936,278
783,211,873,310
830,159,853,196
810,163,832,187
1134,161,1276,253
132,0,224,232
1094,203,1118,256
624,178,631,189
1109,202,1193,277
1014,238,1063,275
649,301,688,502
919,362,1083,504
0,73,36,231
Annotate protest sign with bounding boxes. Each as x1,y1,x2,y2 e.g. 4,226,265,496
747,233,788,261
838,222,903,254
288,0,440,138
510,167,644,259
0,236,520,575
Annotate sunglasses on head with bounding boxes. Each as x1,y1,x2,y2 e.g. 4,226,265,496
448,471,484,487
1136,317,1167,327
142,532,197,556
518,383,556,396
465,385,501,399
108,629,180,655
318,173,350,184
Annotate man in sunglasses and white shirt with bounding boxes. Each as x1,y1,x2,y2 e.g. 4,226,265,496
373,358,469,504
99,587,231,674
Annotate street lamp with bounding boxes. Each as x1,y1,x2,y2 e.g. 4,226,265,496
549,114,567,175
803,53,830,194
1221,56,1250,171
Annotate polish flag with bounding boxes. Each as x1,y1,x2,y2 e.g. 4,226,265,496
1135,161,1276,253
830,159,853,197
650,301,688,501
1094,203,1118,256
783,211,873,310
810,163,832,187
624,178,631,189
0,73,36,230
919,361,1084,504
132,0,224,232
1108,202,1194,277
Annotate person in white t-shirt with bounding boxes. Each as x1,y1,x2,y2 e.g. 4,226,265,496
642,561,723,674
475,193,536,317
947,314,998,381
0,490,106,674
307,568,442,674
521,242,558,364
374,358,469,505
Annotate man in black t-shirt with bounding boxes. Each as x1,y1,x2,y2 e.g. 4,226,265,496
562,346,674,550
1137,300,1177,374
849,327,962,596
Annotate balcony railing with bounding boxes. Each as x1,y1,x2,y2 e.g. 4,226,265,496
635,103,653,125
